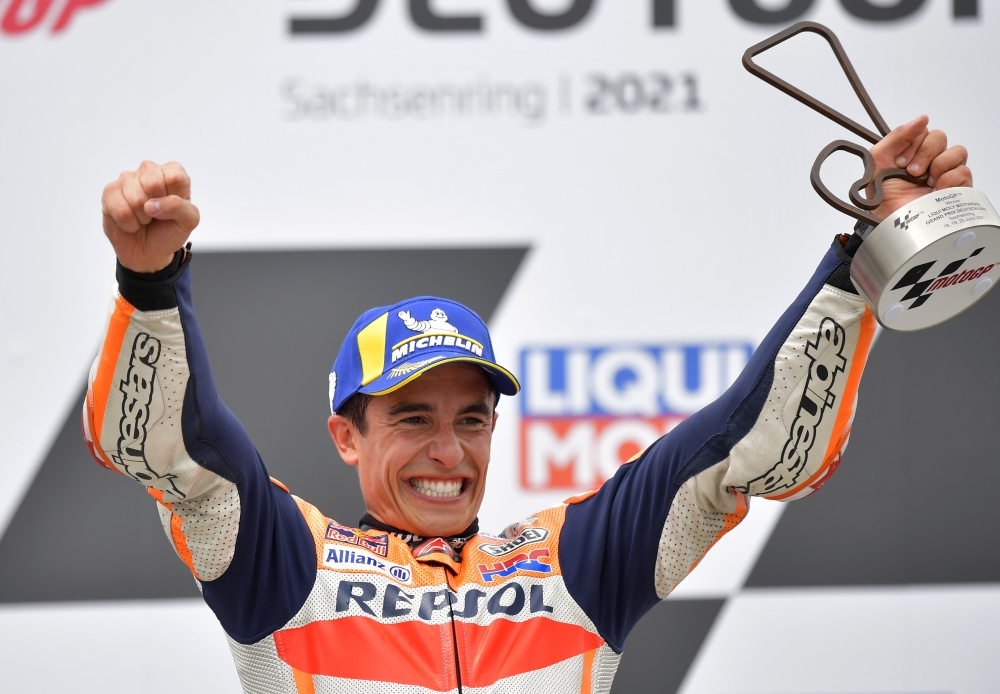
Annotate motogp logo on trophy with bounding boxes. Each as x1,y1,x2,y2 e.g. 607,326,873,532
519,342,752,491
895,210,921,232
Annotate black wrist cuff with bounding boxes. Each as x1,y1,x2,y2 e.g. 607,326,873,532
116,247,191,311
833,232,864,264
826,232,861,295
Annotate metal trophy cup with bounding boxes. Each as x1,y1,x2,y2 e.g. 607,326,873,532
744,22,1000,331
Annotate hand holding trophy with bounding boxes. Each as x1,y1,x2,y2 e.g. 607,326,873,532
744,22,1000,332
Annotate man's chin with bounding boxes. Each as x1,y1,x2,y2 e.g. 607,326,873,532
404,506,475,538
399,483,480,537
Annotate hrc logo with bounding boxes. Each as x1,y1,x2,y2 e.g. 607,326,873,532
478,548,552,582
519,343,752,491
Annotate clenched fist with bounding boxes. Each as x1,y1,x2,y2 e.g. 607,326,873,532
103,161,200,273
870,115,973,221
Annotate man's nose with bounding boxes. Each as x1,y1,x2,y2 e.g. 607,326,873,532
427,426,464,468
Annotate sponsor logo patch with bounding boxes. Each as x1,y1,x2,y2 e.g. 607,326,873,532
391,308,484,364
738,318,846,496
331,580,555,620
323,545,412,584
112,333,183,498
325,522,389,557
478,548,552,582
478,527,550,558
398,307,459,335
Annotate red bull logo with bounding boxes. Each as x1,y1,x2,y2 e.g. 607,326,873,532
325,522,389,557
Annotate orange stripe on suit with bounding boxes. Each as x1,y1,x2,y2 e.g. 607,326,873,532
87,295,136,473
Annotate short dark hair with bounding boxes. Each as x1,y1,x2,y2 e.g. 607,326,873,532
336,386,501,437
338,393,373,435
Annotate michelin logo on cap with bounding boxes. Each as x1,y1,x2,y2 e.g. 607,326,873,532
398,308,459,335
391,308,485,363
329,296,520,415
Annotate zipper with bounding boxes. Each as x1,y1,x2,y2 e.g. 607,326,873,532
447,584,464,694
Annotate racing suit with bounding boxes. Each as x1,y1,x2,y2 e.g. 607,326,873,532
82,236,874,693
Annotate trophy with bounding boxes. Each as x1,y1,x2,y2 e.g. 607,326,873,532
744,22,1000,331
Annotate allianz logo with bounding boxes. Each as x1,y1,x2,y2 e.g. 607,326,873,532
519,344,753,417
323,545,413,584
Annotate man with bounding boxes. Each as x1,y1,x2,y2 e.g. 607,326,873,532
86,115,970,693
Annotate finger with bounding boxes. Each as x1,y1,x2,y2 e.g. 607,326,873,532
905,129,947,177
934,165,973,191
892,129,928,170
871,115,929,169
138,160,168,200
161,161,191,199
145,195,200,233
101,180,140,233
121,172,153,226
927,145,968,187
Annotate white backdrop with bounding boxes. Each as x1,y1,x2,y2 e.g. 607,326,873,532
2,1,998,691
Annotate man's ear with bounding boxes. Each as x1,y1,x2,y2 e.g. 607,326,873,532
491,411,499,433
328,414,361,467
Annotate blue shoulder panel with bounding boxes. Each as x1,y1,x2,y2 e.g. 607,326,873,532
560,246,844,652
174,263,317,644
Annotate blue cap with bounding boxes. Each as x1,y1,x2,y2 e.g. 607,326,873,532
329,296,520,413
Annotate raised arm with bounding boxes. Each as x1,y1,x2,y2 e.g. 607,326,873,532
83,162,315,644
559,117,974,653
558,237,872,650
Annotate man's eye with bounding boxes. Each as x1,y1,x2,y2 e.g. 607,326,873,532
400,416,425,425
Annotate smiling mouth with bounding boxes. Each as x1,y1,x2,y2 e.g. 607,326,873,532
409,478,464,499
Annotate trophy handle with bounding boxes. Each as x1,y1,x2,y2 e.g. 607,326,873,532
744,21,930,226
810,141,929,227
743,21,888,145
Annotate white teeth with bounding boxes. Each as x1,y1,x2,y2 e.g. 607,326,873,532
410,478,463,498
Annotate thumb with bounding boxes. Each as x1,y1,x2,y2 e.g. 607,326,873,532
144,196,200,233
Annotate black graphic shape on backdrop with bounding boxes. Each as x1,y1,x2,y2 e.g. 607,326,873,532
0,397,197,601
0,247,528,603
747,287,1000,587
611,599,725,694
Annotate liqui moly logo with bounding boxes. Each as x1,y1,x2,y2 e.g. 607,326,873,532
519,343,753,491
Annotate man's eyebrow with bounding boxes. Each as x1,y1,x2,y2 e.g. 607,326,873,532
387,402,435,416
458,402,493,417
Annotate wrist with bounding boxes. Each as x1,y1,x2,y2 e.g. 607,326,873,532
116,247,191,311
118,253,178,274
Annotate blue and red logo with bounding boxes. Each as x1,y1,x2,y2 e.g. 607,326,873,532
477,548,552,582
519,343,753,491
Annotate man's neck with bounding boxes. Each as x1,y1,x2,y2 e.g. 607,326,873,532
358,512,480,551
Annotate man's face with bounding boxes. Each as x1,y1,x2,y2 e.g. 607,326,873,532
328,362,498,538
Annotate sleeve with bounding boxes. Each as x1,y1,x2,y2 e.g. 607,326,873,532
559,235,876,652
81,249,317,644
